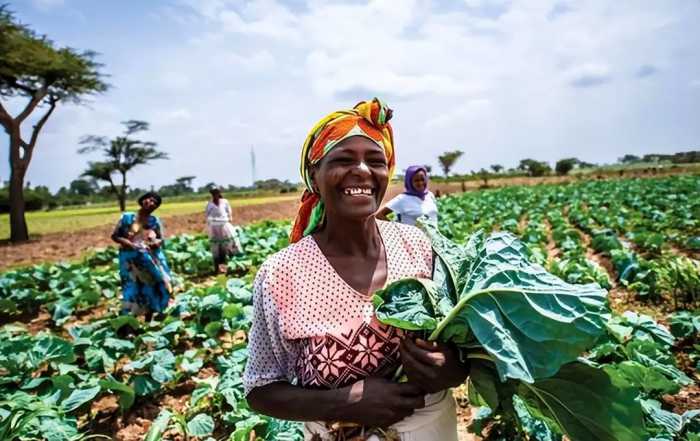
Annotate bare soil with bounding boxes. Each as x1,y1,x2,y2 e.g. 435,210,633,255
0,199,299,270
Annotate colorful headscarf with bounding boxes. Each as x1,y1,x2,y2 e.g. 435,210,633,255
404,165,429,200
290,98,396,243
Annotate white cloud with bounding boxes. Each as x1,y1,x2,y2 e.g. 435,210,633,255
5,0,700,191
31,0,65,11
565,64,612,88
423,99,492,130
151,109,192,126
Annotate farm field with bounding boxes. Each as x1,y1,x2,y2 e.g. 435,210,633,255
0,195,300,241
1,175,699,441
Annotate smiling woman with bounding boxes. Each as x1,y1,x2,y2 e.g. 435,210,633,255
243,98,466,440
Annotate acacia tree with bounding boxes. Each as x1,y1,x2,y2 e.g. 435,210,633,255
555,158,579,176
518,159,552,177
175,176,196,193
437,150,464,177
0,6,108,241
78,120,168,211
490,164,504,173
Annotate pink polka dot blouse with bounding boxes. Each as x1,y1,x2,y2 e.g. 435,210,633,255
243,220,434,395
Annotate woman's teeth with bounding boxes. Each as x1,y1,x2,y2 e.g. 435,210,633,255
344,187,373,196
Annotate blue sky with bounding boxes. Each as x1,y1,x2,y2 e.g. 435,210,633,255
2,0,699,191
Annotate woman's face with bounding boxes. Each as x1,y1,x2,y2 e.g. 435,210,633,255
140,196,158,213
312,136,389,222
411,170,427,192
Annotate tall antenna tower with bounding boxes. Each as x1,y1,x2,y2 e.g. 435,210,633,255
250,145,257,187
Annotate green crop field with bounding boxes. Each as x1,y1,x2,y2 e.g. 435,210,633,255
0,175,698,440
0,195,298,240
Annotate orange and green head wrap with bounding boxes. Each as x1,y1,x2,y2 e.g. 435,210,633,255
290,97,396,243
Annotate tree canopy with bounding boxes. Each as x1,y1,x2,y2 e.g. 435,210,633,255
437,150,464,177
0,6,107,102
79,120,168,211
518,159,551,177
0,5,108,241
555,158,579,175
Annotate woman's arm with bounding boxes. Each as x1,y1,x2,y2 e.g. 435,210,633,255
247,377,425,428
110,222,134,249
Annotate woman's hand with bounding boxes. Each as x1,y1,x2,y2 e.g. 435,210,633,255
400,338,469,394
119,238,136,250
338,377,425,428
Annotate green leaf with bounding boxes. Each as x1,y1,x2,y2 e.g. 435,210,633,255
133,375,160,396
187,413,215,437
151,364,175,384
607,361,680,395
513,395,562,441
61,386,101,412
618,311,675,347
641,399,684,436
668,311,700,339
518,363,648,441
373,279,439,331
204,321,223,338
144,409,172,441
109,315,141,332
375,231,610,383
28,337,76,367
39,417,80,441
103,337,135,353
99,378,135,410
468,360,501,411
0,298,18,314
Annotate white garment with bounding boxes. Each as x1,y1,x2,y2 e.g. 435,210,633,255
205,199,232,223
385,192,438,226
303,390,458,441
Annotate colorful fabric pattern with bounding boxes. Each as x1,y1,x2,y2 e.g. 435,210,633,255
114,212,172,313
290,98,396,243
243,220,433,395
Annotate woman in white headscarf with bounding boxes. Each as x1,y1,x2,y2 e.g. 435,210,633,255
205,187,241,273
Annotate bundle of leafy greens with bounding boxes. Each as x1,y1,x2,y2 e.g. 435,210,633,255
372,222,649,441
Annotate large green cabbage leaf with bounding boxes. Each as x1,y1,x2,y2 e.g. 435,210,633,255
374,224,610,382
372,222,648,441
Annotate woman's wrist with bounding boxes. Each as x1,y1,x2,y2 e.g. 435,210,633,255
316,385,353,421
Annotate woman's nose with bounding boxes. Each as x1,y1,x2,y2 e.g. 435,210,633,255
357,161,370,173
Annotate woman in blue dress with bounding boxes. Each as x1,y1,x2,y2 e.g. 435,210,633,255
111,192,172,319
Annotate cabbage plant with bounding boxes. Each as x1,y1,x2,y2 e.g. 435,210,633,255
373,221,648,441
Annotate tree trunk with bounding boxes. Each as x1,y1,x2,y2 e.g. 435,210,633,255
119,172,127,212
8,134,29,242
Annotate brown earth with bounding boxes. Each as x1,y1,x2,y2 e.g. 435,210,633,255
0,199,299,270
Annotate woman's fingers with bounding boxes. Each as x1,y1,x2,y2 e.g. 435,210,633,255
401,338,445,367
400,341,437,386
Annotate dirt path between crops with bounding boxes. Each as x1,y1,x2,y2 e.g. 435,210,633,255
0,171,690,271
0,199,300,270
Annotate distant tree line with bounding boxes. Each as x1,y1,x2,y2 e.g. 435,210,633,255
0,177,299,214
430,149,699,183
619,151,700,164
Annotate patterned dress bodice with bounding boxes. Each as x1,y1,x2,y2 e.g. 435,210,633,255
243,221,433,394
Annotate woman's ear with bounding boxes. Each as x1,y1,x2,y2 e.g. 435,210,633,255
309,166,320,194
